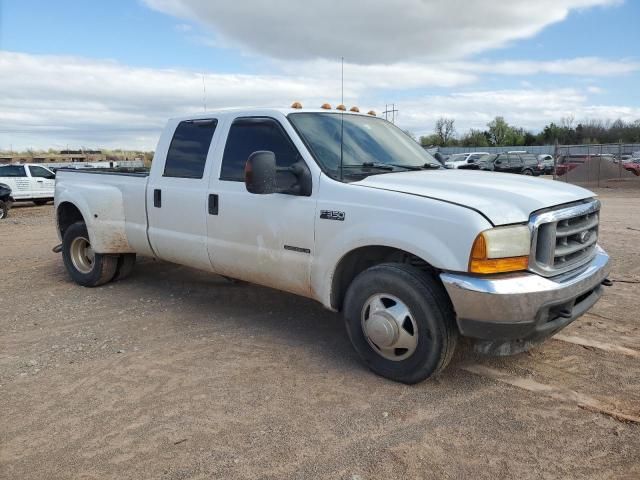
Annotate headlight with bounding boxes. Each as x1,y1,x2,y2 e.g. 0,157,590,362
469,225,530,274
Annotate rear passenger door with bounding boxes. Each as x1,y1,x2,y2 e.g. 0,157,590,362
0,165,31,199
147,118,220,270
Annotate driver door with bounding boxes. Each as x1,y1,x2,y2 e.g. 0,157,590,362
206,116,316,297
27,165,56,198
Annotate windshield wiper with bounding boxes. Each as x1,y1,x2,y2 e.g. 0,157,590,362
388,163,443,170
342,162,395,171
342,162,441,173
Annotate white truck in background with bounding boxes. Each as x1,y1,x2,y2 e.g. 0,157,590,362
53,107,610,383
444,152,490,169
0,164,56,204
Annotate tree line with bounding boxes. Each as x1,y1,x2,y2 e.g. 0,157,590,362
418,116,640,147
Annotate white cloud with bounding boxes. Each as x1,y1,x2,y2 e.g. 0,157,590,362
143,0,620,63
450,57,640,76
174,23,192,32
0,52,336,149
1,51,638,150
395,88,640,136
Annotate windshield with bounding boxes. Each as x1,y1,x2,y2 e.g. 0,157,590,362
288,112,439,180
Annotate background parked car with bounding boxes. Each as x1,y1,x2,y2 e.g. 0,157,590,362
444,152,490,169
537,154,555,174
555,154,615,176
623,158,640,176
494,153,542,175
0,164,56,205
0,182,14,219
459,153,542,176
457,154,497,171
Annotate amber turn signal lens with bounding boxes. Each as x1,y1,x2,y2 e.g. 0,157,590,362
470,233,486,261
469,256,529,274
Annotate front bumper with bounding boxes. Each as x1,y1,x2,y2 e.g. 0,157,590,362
440,246,610,354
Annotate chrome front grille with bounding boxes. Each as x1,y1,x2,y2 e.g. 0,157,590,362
529,200,600,276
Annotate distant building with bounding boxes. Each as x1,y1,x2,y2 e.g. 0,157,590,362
0,150,106,165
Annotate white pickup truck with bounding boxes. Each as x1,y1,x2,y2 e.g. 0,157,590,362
0,164,56,204
54,107,610,383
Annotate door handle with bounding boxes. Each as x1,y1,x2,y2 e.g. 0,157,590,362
208,194,219,215
153,189,161,208
37,180,44,183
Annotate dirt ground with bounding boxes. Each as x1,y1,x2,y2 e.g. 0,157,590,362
1,190,639,480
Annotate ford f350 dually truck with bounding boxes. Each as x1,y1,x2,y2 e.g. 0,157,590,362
54,107,611,383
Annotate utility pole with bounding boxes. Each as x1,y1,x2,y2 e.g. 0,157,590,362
383,104,398,124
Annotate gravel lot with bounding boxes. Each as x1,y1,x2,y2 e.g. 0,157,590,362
1,190,639,479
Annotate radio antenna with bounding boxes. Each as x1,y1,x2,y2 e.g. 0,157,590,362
339,56,344,182
202,74,207,112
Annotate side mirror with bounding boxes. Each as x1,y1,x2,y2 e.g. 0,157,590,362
245,151,277,194
495,160,502,165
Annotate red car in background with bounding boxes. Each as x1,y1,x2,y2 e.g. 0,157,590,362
555,154,615,176
623,158,640,176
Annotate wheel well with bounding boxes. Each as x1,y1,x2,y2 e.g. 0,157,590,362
330,246,438,311
57,202,84,238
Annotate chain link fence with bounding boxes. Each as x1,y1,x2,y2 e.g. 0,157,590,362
553,143,640,189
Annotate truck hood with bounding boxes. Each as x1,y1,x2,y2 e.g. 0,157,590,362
354,170,594,225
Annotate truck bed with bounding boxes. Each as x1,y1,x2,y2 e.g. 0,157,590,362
55,167,153,257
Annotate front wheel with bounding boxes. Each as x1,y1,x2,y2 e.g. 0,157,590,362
343,263,458,384
62,222,118,287
522,169,534,176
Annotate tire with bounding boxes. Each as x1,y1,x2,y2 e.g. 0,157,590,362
113,253,136,282
0,200,8,220
33,199,49,206
522,169,533,176
343,263,458,384
62,222,118,287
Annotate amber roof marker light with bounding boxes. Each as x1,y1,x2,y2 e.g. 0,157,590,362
336,104,346,111
290,101,302,109
367,110,376,116
321,103,332,110
350,106,360,112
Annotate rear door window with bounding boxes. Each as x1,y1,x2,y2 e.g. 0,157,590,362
163,119,217,179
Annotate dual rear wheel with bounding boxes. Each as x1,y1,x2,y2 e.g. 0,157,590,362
62,222,135,287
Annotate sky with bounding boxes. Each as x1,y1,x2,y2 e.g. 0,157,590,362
0,0,639,150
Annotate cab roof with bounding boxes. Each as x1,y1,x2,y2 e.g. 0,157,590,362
169,107,378,123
